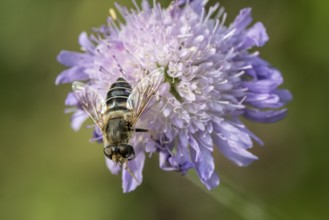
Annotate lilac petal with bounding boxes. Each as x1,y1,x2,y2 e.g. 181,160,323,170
196,131,213,152
231,8,252,31
105,158,121,175
248,22,268,47
179,132,189,147
168,155,194,175
258,67,283,82
246,89,292,109
159,151,179,171
241,126,264,146
240,22,268,50
246,93,280,109
179,161,194,174
79,32,95,52
212,120,257,166
141,0,150,11
243,58,268,75
71,110,89,131
243,68,283,93
244,108,288,123
55,67,89,85
213,132,258,167
213,121,253,149
159,134,194,174
172,117,185,128
122,150,145,193
65,92,78,106
189,135,200,161
246,93,279,103
243,79,278,93
276,89,293,104
200,172,220,190
57,50,91,67
159,146,194,174
145,138,158,153
208,102,225,113
91,127,103,143
231,119,264,146
174,134,194,174
190,146,215,182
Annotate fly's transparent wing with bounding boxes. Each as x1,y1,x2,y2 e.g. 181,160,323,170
127,67,165,126
72,81,105,130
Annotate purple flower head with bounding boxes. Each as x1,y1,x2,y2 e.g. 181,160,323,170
56,0,291,193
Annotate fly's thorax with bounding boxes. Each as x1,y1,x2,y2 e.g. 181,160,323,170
104,111,133,145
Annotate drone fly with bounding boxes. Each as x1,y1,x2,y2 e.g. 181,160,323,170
72,67,164,180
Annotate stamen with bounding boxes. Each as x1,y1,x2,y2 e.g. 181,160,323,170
109,8,117,20
132,0,141,12
204,3,220,23
112,55,128,78
215,6,225,20
233,71,245,78
239,96,247,105
99,66,110,75
222,29,236,41
220,12,227,26
114,3,129,19
215,100,245,109
212,19,220,34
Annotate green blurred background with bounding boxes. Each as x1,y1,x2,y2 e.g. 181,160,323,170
0,0,328,219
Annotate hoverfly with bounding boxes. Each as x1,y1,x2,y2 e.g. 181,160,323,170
72,67,164,180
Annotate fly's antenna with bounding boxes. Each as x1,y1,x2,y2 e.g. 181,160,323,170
124,162,140,183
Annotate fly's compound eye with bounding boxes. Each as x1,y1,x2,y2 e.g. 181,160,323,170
104,146,116,159
118,144,135,160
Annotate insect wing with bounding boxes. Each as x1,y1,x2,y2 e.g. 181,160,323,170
72,81,105,130
127,67,165,126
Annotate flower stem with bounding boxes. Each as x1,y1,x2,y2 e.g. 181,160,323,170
186,173,285,220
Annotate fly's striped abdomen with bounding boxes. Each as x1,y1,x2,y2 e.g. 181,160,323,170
106,77,132,111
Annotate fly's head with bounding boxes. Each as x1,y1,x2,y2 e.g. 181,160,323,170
104,144,135,165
